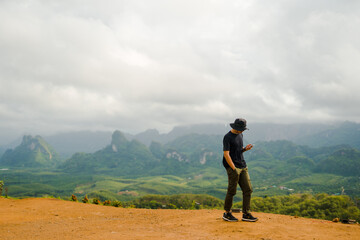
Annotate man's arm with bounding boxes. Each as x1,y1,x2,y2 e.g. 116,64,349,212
224,151,236,170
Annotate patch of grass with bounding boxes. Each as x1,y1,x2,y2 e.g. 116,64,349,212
287,173,344,185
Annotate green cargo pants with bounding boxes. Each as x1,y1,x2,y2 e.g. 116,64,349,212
224,167,253,213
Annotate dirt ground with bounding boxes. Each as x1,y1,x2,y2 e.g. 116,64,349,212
0,198,359,240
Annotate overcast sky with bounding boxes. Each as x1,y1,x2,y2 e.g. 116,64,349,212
1,0,360,143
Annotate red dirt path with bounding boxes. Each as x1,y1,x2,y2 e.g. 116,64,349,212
1,197,359,240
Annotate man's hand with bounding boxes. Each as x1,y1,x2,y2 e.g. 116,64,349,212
244,144,253,151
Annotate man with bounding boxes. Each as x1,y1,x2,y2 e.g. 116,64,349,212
222,118,258,222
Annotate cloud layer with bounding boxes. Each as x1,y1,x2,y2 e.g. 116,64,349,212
1,0,360,141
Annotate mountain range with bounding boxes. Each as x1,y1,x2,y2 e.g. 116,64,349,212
0,121,359,200
1,121,359,160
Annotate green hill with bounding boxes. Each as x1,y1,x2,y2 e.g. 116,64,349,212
0,135,60,168
295,121,360,149
316,148,360,176
61,130,159,176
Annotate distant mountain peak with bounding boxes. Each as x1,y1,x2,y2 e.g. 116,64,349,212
111,131,128,146
0,135,59,168
21,135,52,159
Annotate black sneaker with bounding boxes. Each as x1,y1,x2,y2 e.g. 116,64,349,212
242,213,258,222
223,212,238,222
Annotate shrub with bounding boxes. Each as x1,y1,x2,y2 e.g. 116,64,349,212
71,194,78,202
103,200,111,206
248,194,360,222
167,203,177,209
0,181,4,196
112,201,122,207
92,198,101,205
82,195,89,203
130,194,222,209
191,200,201,210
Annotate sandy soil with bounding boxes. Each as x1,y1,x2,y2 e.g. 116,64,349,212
0,197,359,240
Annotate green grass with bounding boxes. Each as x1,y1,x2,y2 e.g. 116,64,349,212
287,173,344,185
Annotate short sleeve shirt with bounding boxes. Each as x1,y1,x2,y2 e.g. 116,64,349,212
222,131,247,169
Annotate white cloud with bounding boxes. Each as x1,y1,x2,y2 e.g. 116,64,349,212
0,0,360,142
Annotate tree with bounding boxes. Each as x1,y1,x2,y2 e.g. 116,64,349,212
0,181,3,196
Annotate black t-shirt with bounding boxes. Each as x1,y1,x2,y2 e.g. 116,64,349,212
222,131,247,169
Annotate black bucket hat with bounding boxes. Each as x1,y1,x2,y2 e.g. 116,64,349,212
230,118,248,131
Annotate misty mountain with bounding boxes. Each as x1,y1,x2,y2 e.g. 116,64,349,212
128,129,166,146
60,130,159,176
135,121,359,150
0,135,60,168
1,121,358,160
129,122,333,145
0,146,5,159
134,121,360,151
294,121,360,149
